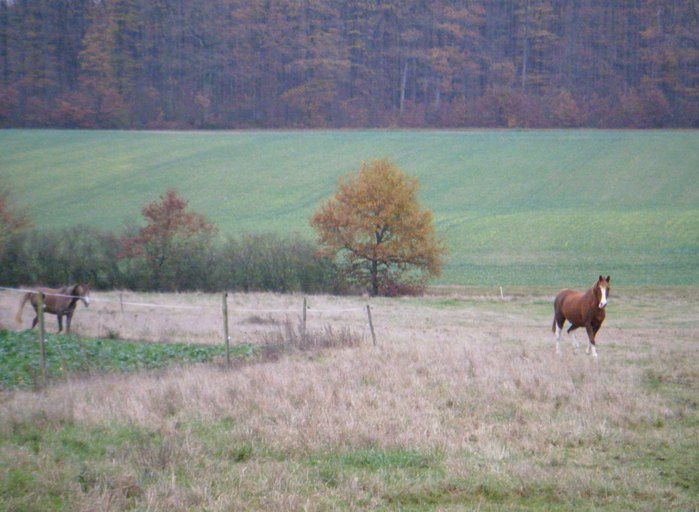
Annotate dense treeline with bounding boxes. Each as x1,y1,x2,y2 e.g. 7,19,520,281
0,228,345,293
0,0,696,129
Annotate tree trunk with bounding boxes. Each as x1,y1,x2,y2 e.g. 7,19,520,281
370,260,379,296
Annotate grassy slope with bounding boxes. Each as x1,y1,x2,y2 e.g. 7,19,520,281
1,129,697,285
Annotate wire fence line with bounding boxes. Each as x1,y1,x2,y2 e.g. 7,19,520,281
0,286,367,314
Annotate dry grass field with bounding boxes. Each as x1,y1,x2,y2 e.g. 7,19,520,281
0,286,697,510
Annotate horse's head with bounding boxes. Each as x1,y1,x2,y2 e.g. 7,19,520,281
594,275,611,309
73,283,91,307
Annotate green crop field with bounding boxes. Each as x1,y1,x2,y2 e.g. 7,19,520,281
0,330,257,390
1,129,697,286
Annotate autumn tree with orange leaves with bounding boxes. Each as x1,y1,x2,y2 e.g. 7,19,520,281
122,190,215,290
311,159,446,296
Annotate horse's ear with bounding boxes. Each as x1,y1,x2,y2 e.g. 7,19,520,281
606,276,611,283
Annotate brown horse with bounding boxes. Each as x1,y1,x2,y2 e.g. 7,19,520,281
552,276,610,358
15,284,91,334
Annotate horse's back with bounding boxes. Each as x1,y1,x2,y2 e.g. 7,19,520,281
554,289,580,308
32,286,67,313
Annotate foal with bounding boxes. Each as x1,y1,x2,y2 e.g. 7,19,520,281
552,276,610,358
15,284,91,334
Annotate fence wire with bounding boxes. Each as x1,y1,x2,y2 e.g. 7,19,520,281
0,286,375,347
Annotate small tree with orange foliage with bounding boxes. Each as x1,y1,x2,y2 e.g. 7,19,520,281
311,159,446,296
122,189,215,290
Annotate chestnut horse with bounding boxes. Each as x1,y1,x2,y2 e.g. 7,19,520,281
552,276,610,358
15,284,91,334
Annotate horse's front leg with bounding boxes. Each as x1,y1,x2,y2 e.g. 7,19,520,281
31,316,38,329
57,315,63,333
585,325,598,359
66,312,73,334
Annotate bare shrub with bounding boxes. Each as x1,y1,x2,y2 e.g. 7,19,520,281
242,315,279,325
262,320,362,351
380,277,426,297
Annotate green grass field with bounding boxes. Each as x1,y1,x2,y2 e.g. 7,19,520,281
1,129,697,286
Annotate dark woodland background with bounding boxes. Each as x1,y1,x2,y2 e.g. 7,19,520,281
1,0,697,129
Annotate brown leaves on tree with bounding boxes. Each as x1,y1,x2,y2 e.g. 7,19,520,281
121,190,215,289
311,159,446,296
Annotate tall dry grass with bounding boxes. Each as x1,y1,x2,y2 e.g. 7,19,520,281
0,287,697,510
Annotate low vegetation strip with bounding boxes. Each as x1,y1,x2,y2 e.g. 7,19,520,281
0,330,255,390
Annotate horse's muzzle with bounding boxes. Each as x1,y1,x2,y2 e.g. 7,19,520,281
599,301,607,309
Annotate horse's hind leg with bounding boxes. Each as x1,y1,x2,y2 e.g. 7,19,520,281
57,315,63,333
567,326,580,350
571,332,580,350
554,317,563,354
31,316,38,329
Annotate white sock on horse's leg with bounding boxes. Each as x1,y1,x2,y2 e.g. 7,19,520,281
571,332,579,350
591,345,598,359
586,340,591,354
555,324,561,354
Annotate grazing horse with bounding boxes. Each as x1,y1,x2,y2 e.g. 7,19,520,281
15,284,91,334
552,276,610,358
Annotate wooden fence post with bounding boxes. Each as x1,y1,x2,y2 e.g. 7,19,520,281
119,292,124,313
222,292,230,366
302,297,307,341
366,304,376,347
37,292,47,387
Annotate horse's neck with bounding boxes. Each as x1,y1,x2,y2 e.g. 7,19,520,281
584,287,598,310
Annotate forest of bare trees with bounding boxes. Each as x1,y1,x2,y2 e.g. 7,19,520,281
1,0,697,129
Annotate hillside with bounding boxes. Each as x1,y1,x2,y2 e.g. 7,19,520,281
1,129,697,286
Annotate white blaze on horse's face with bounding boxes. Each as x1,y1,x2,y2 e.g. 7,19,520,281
599,285,608,309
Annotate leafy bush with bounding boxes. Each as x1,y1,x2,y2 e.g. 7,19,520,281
0,229,346,294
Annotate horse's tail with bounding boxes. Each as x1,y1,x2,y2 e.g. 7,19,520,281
15,292,31,324
552,315,557,333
